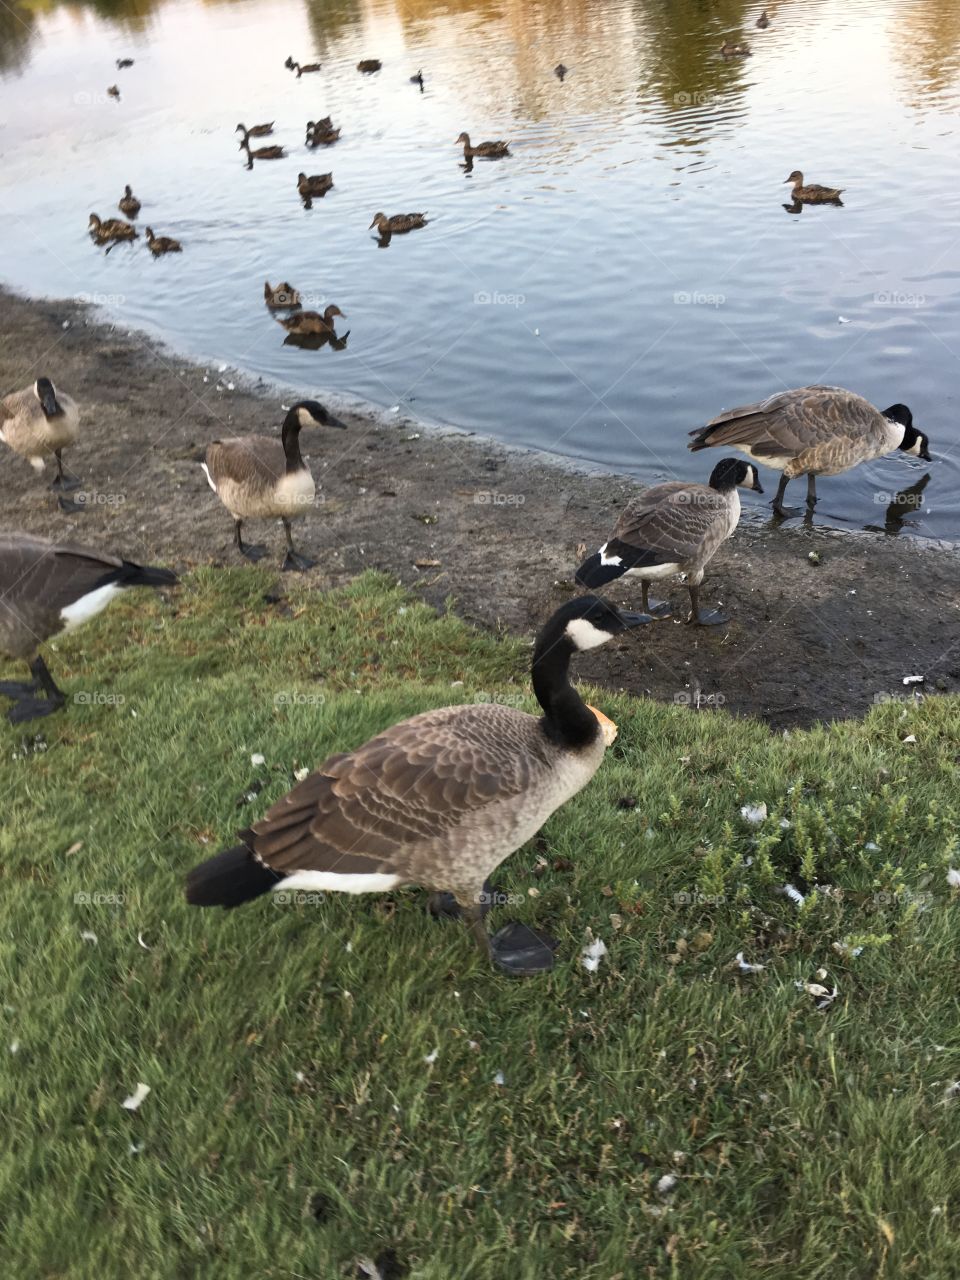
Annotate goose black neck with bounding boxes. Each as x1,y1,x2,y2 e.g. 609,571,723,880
532,631,599,750
280,410,306,474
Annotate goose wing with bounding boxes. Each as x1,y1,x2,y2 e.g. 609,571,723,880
0,534,124,610
690,386,881,455
608,482,726,565
241,704,543,879
204,437,286,490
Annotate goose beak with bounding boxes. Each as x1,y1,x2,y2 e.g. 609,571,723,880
617,610,657,627
39,385,59,416
585,705,618,746
326,414,347,429
752,477,764,493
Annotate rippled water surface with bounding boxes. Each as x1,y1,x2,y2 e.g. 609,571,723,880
1,0,959,536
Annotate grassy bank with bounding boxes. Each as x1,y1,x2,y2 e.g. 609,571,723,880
1,570,959,1279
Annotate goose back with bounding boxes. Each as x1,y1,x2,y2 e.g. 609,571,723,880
203,438,315,519
608,481,739,581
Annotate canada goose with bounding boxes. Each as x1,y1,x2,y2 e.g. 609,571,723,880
200,400,346,571
576,459,762,625
554,63,568,80
184,595,654,975
369,211,427,235
357,59,381,73
145,226,182,255
756,9,770,27
688,386,931,515
456,132,510,159
297,171,333,203
1,378,81,503
0,533,177,723
784,170,843,203
88,213,137,243
107,84,120,98
277,306,345,338
235,121,274,140
293,61,322,76
720,42,751,56
411,69,424,88
264,280,301,309
118,185,140,217
116,58,134,69
240,140,286,161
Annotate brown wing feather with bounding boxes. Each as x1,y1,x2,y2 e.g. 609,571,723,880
205,437,286,491
246,705,543,878
695,386,883,455
612,482,727,560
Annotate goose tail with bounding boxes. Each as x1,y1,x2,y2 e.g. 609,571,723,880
185,841,281,908
118,561,178,589
575,549,627,589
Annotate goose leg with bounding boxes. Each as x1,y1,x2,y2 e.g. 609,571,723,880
6,656,66,724
686,582,729,627
234,519,266,563
51,450,81,492
641,581,672,620
281,518,316,573
772,474,799,517
806,474,818,509
429,880,496,920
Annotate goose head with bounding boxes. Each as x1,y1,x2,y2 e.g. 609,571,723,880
545,594,653,654
34,377,61,417
708,457,764,493
887,406,931,460
286,400,347,430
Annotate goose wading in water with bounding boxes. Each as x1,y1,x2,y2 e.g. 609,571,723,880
576,459,763,624
184,595,654,976
200,400,346,571
688,386,931,515
0,533,177,723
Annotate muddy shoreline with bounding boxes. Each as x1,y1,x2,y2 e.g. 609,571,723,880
2,285,958,728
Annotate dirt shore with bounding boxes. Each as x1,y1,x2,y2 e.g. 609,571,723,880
2,286,959,728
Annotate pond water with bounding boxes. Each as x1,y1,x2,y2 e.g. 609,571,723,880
1,0,959,538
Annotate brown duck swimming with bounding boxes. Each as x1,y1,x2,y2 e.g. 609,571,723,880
756,10,770,28
278,305,346,336
145,226,182,255
298,172,334,204
88,213,137,243
784,170,843,203
118,185,140,217
369,211,427,235
720,42,751,57
293,61,322,76
264,280,302,309
357,59,382,72
456,132,510,159
236,121,274,141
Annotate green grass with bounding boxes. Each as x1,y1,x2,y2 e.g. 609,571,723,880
1,570,959,1279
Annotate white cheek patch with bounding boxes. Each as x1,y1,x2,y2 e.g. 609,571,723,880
297,406,322,428
278,870,401,895
200,461,218,493
60,582,122,631
598,543,623,567
565,617,612,651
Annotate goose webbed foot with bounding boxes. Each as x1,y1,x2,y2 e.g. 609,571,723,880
0,679,39,698
238,542,267,562
488,922,558,976
687,607,730,626
7,694,65,723
640,585,672,619
281,550,316,573
51,474,81,492
57,494,85,514
771,503,801,519
429,881,496,921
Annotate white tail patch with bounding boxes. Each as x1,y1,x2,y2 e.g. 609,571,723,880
277,869,401,895
60,582,122,631
200,461,218,493
598,542,622,567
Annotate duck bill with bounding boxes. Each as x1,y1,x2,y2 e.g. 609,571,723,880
585,704,618,746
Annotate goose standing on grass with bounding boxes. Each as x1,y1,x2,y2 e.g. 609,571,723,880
200,400,346,571
118,185,140,217
576,459,763,625
688,386,931,515
185,595,653,976
1,378,82,509
0,533,177,724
